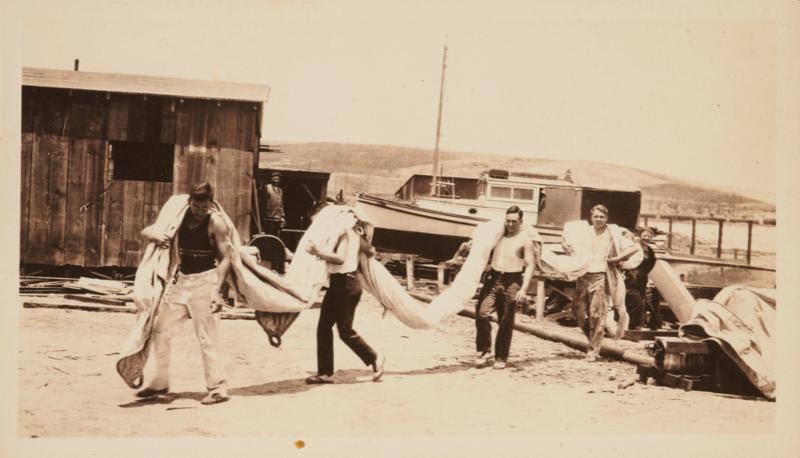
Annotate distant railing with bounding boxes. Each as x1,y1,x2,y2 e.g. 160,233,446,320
638,214,776,266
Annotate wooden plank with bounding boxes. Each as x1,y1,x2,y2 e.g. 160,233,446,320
205,147,220,190
20,133,34,260
103,181,124,266
38,89,70,137
28,134,53,263
239,150,254,239
44,136,70,265
63,139,88,265
623,330,679,342
220,102,239,149
159,98,176,144
21,87,36,133
83,140,106,267
175,100,191,146
189,100,209,147
207,102,224,148
126,95,146,142
172,144,186,194
405,256,415,290
69,92,107,140
121,181,146,267
230,150,243,236
236,105,257,152
143,97,162,143
106,95,129,141
535,280,546,321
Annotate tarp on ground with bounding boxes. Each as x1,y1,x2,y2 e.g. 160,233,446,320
679,285,776,400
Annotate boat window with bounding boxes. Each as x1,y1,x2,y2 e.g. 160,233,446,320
490,186,511,199
513,188,534,201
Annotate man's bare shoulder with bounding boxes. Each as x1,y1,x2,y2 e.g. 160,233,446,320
209,212,229,234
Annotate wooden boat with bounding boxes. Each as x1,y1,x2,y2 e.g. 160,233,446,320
356,170,642,260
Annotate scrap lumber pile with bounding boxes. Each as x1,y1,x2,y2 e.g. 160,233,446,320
20,276,133,307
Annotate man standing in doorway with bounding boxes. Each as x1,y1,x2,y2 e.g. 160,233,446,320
474,206,536,369
136,182,231,405
262,171,285,238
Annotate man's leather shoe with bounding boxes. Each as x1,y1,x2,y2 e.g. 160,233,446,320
201,392,230,405
135,387,169,398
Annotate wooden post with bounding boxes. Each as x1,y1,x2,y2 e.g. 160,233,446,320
690,219,696,255
746,221,753,265
644,216,649,227
535,280,546,321
667,217,673,250
436,262,446,292
716,220,724,258
733,249,739,260
405,256,415,291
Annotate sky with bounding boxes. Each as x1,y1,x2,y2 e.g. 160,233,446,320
9,0,781,195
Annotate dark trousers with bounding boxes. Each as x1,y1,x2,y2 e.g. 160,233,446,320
316,273,377,376
475,270,521,361
264,219,282,238
625,289,645,329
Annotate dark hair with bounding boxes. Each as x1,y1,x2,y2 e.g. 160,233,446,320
190,182,214,202
506,205,523,220
590,204,609,216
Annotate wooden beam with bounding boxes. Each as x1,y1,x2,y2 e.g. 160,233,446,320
535,280,546,321
405,256,415,291
667,217,673,250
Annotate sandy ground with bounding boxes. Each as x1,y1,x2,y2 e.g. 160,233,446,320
17,294,775,438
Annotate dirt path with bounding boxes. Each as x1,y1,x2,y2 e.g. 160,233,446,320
17,294,774,437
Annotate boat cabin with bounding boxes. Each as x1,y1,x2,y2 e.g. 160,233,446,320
394,171,641,230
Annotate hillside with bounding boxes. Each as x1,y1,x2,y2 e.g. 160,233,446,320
260,142,775,219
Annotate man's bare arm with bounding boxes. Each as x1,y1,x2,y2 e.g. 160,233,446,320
209,214,232,311
308,233,347,265
516,240,535,302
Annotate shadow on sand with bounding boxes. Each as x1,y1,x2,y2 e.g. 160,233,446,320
118,352,594,408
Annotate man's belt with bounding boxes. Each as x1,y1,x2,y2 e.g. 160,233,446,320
489,269,523,275
179,248,216,258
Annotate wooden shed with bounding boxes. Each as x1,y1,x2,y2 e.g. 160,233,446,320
20,67,270,271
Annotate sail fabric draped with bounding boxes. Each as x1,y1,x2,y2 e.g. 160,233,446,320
679,286,776,399
120,197,646,388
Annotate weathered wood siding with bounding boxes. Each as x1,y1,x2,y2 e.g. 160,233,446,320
20,86,260,268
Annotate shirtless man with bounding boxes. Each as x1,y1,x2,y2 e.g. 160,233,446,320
474,206,536,369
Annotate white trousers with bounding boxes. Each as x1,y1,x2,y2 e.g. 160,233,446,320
147,269,228,395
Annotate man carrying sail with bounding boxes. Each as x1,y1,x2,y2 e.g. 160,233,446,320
563,204,640,361
474,206,537,369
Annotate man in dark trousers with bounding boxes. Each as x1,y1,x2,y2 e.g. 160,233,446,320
625,227,658,329
262,171,285,238
474,206,536,370
304,216,385,384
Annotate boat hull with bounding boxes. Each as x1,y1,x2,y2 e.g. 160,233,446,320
356,193,563,260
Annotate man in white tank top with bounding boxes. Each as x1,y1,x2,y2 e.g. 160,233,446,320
304,217,385,384
474,206,536,369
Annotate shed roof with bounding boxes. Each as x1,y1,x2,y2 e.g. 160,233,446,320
22,67,270,103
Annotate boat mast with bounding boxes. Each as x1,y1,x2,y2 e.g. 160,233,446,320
430,43,448,196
